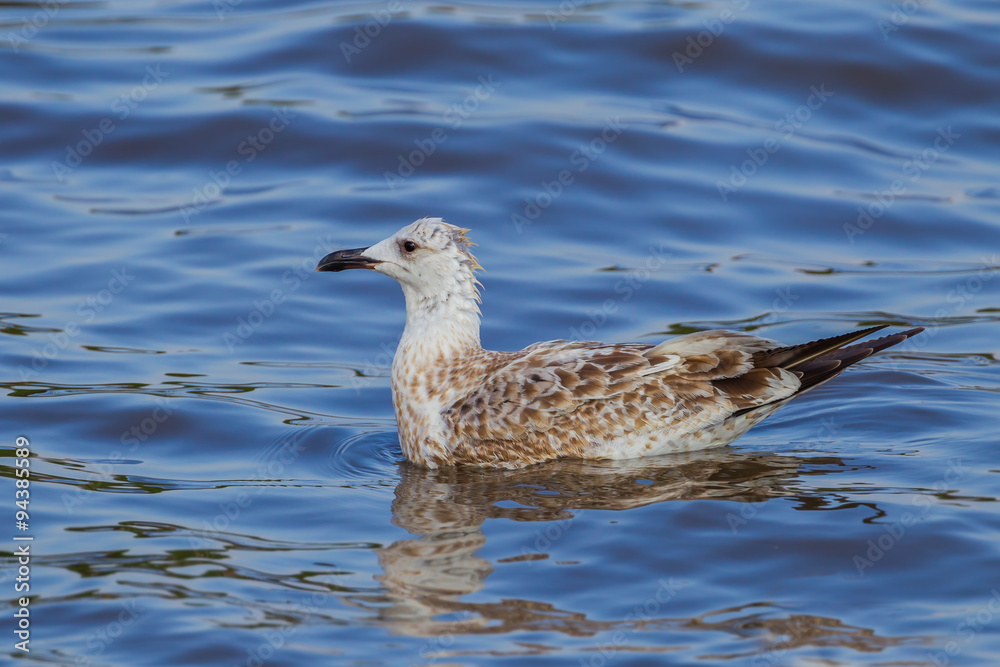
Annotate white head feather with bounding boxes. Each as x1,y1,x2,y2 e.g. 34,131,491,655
319,218,484,355
365,218,482,313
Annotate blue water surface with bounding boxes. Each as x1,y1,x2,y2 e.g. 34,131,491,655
2,0,1000,665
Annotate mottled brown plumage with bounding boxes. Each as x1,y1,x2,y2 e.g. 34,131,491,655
317,218,924,468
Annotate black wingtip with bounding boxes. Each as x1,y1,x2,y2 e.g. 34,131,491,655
733,326,925,417
794,325,925,391
755,324,890,371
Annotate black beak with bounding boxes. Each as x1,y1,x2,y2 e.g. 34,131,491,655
316,247,381,272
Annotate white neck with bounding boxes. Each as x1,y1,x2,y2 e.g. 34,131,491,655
382,246,485,464
397,281,483,360
390,279,484,463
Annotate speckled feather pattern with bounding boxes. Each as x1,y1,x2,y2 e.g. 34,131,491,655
394,334,798,468
321,218,923,469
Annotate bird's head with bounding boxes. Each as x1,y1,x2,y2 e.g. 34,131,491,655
317,218,483,307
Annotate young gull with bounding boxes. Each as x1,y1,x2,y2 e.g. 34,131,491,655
317,218,923,468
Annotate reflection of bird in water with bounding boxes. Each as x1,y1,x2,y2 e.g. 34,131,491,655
352,451,914,659
317,218,923,468
388,450,837,529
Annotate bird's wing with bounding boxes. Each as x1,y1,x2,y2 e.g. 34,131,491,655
440,326,922,465
441,331,803,450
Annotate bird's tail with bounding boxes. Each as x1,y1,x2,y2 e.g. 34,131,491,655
732,325,924,416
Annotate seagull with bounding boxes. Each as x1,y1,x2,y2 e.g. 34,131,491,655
317,218,923,468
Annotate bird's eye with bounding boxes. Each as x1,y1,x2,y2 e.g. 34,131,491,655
403,241,418,253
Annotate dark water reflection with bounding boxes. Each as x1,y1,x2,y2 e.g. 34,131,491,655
17,447,944,664
353,453,937,661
